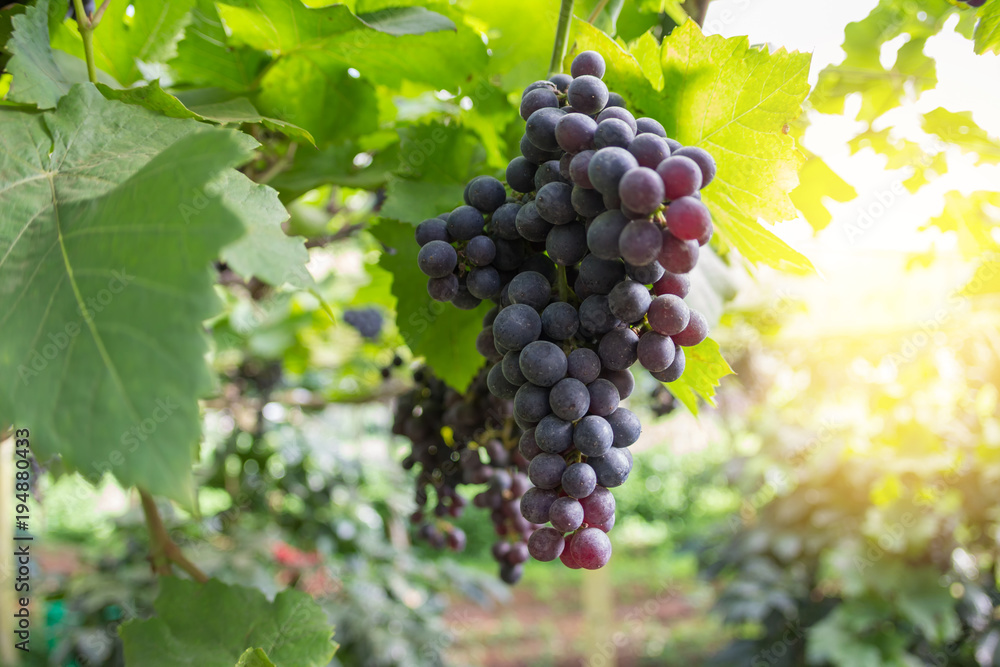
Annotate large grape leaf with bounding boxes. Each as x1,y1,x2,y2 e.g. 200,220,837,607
370,219,491,391
569,20,814,273
168,0,268,92
665,339,733,415
119,578,337,667
790,151,858,232
50,0,195,86
6,0,77,108
974,1,1000,55
0,86,253,506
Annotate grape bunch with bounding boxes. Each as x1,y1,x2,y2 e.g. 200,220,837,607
393,366,537,584
414,49,716,571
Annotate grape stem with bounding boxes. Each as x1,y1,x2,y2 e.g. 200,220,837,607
72,0,111,84
548,0,575,77
557,263,570,302
586,0,610,23
139,489,209,583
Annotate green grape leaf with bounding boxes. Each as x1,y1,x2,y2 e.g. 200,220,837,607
236,649,276,667
922,107,1000,165
6,0,78,108
357,6,456,35
50,0,195,86
790,151,858,232
268,140,401,203
381,123,488,224
569,20,814,273
0,86,255,506
93,83,314,144
370,219,490,392
922,191,999,260
119,578,337,667
169,0,268,92
0,3,27,72
216,171,314,289
975,1,1000,55
665,338,733,415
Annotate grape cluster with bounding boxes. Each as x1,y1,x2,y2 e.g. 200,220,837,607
414,49,716,571
393,366,537,584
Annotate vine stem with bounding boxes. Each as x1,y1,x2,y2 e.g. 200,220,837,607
548,0,575,76
139,490,209,583
587,0,610,23
557,263,570,302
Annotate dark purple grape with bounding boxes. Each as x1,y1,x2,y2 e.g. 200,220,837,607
567,75,609,114
598,327,639,370
519,340,567,387
560,534,582,568
594,118,635,150
571,185,605,218
521,133,559,164
606,408,641,447
599,368,634,400
586,209,628,260
562,462,598,499
545,222,588,266
587,447,632,487
628,133,671,169
608,280,652,324
500,562,524,584
417,240,458,278
528,453,567,489
541,301,580,340
507,157,538,193
652,271,690,297
535,159,567,190
559,152,574,180
477,326,500,361
571,50,606,78
519,428,542,461
625,260,664,285
666,138,682,152
520,487,559,523
588,147,639,196
453,286,481,310
665,196,711,241
672,309,708,347
468,176,508,213
657,155,702,200
570,527,612,569
522,253,558,282
428,274,459,301
535,414,574,454
671,146,716,187
637,331,676,372
580,486,615,524
597,106,637,133
491,202,522,240
549,497,585,532
416,218,449,246
618,218,664,266
567,348,601,384
658,231,699,274
587,378,620,417
535,182,576,225
528,526,565,561
515,382,551,422
647,294,690,336
515,202,552,242
524,80,557,95
492,303,542,351
569,150,596,189
525,107,566,151
635,117,666,137
503,350,527,385
447,205,485,240
549,377,590,421
618,167,665,217
467,266,501,299
487,362,518,399
578,254,626,295
579,295,621,337
520,87,559,121
555,113,598,153
574,415,613,457
466,235,496,266
651,345,685,382
508,271,551,312
549,72,572,92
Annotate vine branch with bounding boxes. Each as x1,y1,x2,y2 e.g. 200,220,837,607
549,0,575,76
139,490,209,583
72,0,110,84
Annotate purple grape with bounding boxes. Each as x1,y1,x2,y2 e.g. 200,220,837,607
618,167,665,217
528,526,566,562
587,378,620,417
647,294,690,336
549,72,572,92
520,487,559,523
579,294,621,337
567,75,609,114
417,240,458,278
515,202,552,242
637,331,676,372
572,186,606,218
628,133,671,169
526,107,567,151
507,157,538,193
672,309,708,347
555,113,598,153
549,497,585,532
416,218,449,246
571,527,612,569
600,368,634,400
567,348,602,384
535,414,574,454
535,159,567,190
569,150,596,189
588,447,632,487
447,205,484,240
574,415,614,457
580,486,615,524
519,340,568,387
658,231,699,274
549,377,590,421
493,303,542,351
520,87,558,121
618,218,664,266
607,279,652,324
468,176,507,213
651,345,685,382
652,271,690,297
562,462,598,499
594,118,635,150
535,182,577,225
545,222,588,266
671,146,716,187
427,274,459,302
657,155,702,200
635,117,666,136
598,327,639,371
541,301,580,340
571,50,606,78
503,350,527,385
606,408,641,447
586,209,629,260
519,428,543,461
508,271,551,312
665,196,712,241
466,235,496,266
588,147,638,196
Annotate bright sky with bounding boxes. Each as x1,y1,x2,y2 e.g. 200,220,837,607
701,0,1000,337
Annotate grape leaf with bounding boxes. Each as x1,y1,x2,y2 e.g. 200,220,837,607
236,649,276,667
369,219,491,391
461,0,559,92
268,140,401,203
0,3,27,72
51,0,195,86
665,338,733,415
975,1,1000,55
921,191,999,260
356,6,456,35
790,151,858,232
568,20,815,274
0,86,254,506
922,107,1000,166
119,578,337,667
169,0,268,92
6,0,77,108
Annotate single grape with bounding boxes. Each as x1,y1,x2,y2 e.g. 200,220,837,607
594,118,635,150
567,348,602,384
453,285,482,310
569,150,596,189
599,368,634,399
521,133,559,164
671,146,716,187
672,309,708,347
603,189,622,210
606,408,641,447
507,541,530,564
598,327,639,370
549,377,591,421
596,106,637,133
520,487,559,523
587,378,620,417
665,196,712,242
578,294,621,337
518,428,542,461
555,113,598,154
588,147,639,196
637,331,676,372
697,217,714,246
618,218,664,266
665,138,682,152
447,205,485,240
628,133,671,170
549,497,585,532
535,414,574,454
608,280,652,324
571,50,606,78
574,415,614,457
656,155,702,201
541,301,580,340
527,526,566,561
524,79,557,95
468,176,508,213
587,447,632,487
567,75,609,114
467,266,501,299
500,562,524,584
578,254,626,295
618,167,665,217
535,159,567,190
515,202,553,242
417,240,458,278
594,514,616,533
652,271,691,298
520,87,559,121
658,231,699,274
503,350,528,385
507,157,538,193
625,260,665,285
535,182,576,225
549,72,572,92
587,209,629,260
492,303,542,351
647,294,690,336
514,382,552,422
416,218,449,246
605,92,626,108
491,202,522,241
580,486,615,524
635,117,666,137
508,271,552,312
546,222,588,266
427,274,459,301
519,340,568,387
487,362,519,399
526,107,567,151
466,235,496,266
562,462,598,499
570,527,612,569
572,186,606,218
528,452,567,490
651,345,685,382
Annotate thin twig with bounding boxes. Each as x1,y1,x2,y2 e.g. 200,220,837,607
139,490,209,583
587,0,610,23
255,143,298,185
548,0,575,76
